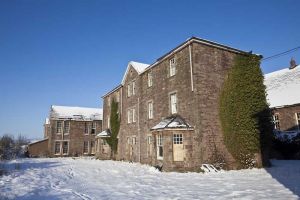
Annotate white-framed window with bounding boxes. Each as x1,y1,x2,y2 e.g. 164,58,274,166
127,109,132,123
157,134,163,160
147,136,152,145
148,71,153,87
169,58,176,77
84,122,89,134
273,114,280,130
64,121,70,134
132,137,136,145
296,112,300,130
132,81,136,95
56,121,63,134
127,137,131,145
62,141,69,155
90,141,95,154
102,139,107,145
91,122,96,134
127,83,132,97
54,141,61,155
83,141,89,154
148,101,153,119
170,93,177,114
132,108,136,123
173,134,183,144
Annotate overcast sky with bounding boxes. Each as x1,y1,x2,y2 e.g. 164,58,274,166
0,0,299,139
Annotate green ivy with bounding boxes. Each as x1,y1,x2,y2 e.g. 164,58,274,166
219,54,273,168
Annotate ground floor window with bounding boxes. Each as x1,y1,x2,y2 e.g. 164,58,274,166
83,141,89,154
273,114,280,130
157,134,163,160
54,141,61,154
62,141,69,155
296,112,300,130
90,141,95,154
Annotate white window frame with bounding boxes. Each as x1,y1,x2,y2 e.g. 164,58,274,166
91,122,96,134
84,122,89,135
132,81,136,95
127,137,131,145
107,116,110,128
173,134,183,144
170,93,177,114
64,121,70,135
147,136,152,145
148,101,153,119
169,58,176,77
148,71,153,87
83,141,89,154
132,108,136,123
127,83,132,97
273,114,280,130
54,141,61,155
62,141,69,155
157,134,163,160
127,109,132,124
132,137,136,145
56,121,63,134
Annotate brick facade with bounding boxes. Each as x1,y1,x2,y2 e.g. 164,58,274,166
28,139,49,157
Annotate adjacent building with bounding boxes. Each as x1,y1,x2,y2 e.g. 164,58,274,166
265,59,300,133
101,37,259,171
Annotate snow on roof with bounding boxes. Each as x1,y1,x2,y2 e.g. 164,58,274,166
45,118,50,125
121,61,150,85
96,129,111,138
264,65,300,108
50,105,103,121
29,138,49,145
151,115,193,131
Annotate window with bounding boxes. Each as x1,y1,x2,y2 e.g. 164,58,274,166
170,93,177,114
127,109,132,123
108,96,111,106
157,134,163,160
173,134,183,144
62,141,69,155
84,122,89,134
102,139,107,145
64,121,70,134
90,141,95,154
116,92,120,102
147,136,152,144
91,122,96,134
54,141,61,154
127,83,132,97
132,108,136,123
56,121,62,134
273,114,280,130
83,141,89,154
169,58,176,77
127,137,131,145
296,113,300,130
132,137,136,145
132,81,136,95
127,108,135,123
148,101,153,119
148,71,153,87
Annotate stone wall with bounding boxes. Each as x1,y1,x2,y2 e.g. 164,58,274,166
272,105,300,131
28,139,49,157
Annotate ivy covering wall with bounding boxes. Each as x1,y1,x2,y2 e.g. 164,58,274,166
219,54,273,169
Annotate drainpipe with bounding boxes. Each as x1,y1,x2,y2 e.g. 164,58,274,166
138,97,141,162
189,43,194,92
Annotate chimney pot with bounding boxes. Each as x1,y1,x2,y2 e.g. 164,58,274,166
289,58,297,69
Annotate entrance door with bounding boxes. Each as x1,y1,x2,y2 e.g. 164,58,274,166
173,134,184,161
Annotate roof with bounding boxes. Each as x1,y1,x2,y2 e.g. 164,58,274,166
96,129,111,138
50,105,103,120
102,84,122,98
29,138,49,146
121,61,150,85
264,65,300,108
151,115,193,131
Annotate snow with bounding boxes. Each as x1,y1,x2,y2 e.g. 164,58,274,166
121,61,150,85
274,130,300,143
264,65,300,108
50,105,103,121
96,129,111,138
45,118,50,125
151,115,192,130
0,158,299,199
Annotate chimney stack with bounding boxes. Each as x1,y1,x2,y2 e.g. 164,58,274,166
289,58,297,69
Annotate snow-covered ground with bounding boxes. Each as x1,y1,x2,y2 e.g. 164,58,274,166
0,158,299,200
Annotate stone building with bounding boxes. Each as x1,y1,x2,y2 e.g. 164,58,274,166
265,60,300,133
101,37,259,171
